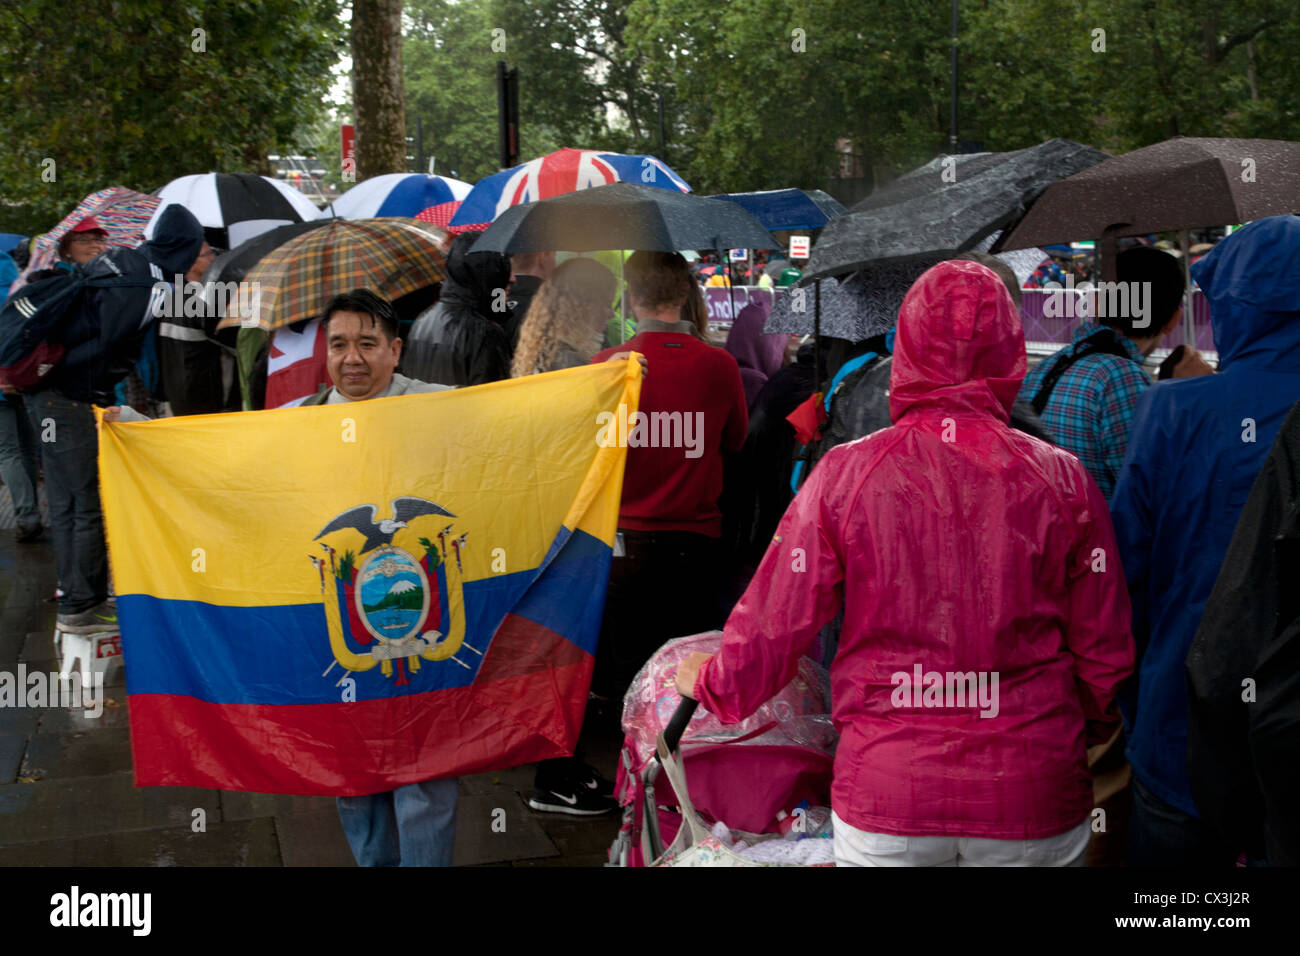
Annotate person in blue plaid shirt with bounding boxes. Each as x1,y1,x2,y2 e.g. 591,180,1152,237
1018,247,1208,499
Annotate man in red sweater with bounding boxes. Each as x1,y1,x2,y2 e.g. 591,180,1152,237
527,251,748,817
590,250,748,699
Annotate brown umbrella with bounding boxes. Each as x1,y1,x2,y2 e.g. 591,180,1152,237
995,137,1300,251
216,218,449,332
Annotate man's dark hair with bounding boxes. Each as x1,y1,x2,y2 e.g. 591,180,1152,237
322,289,399,341
1103,247,1185,338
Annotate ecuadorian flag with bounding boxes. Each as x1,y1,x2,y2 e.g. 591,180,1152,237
98,358,641,794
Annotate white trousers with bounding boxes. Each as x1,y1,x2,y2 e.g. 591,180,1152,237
832,811,1091,867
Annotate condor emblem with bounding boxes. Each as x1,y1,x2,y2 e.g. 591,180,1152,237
309,496,476,686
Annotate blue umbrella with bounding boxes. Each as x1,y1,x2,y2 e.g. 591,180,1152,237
0,233,28,253
707,188,846,231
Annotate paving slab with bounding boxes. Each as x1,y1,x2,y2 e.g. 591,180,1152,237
0,734,25,785
0,816,282,866
453,792,557,866
274,808,354,867
528,812,621,867
0,706,38,737
0,604,55,638
459,762,537,797
20,729,134,780
0,774,220,846
220,790,338,822
36,689,130,734
0,631,27,665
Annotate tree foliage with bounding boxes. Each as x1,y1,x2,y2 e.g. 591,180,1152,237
0,0,346,235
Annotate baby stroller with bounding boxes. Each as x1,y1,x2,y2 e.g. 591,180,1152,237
607,632,838,867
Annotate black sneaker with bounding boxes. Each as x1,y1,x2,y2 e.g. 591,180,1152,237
529,762,618,816
580,763,616,800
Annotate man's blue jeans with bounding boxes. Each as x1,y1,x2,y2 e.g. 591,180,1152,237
337,777,459,866
0,395,40,528
25,390,108,614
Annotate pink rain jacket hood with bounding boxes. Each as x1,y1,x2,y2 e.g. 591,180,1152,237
695,260,1135,839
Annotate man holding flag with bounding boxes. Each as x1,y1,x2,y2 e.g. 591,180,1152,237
112,289,460,866
104,286,644,868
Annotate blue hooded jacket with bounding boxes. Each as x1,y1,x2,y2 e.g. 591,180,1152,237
1110,215,1300,816
44,205,203,404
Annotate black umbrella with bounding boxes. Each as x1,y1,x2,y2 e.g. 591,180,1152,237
469,183,780,254
765,243,1047,340
804,138,1109,281
995,137,1300,250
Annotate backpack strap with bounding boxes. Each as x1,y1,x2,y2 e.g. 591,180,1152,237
824,351,878,413
1031,329,1135,416
790,351,883,495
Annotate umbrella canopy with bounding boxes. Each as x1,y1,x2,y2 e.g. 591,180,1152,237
449,148,691,229
805,138,1109,280
996,137,1300,250
9,186,160,294
147,172,322,250
321,173,473,228
469,183,777,255
215,218,448,333
204,219,334,288
765,241,1045,339
0,233,26,253
707,188,846,231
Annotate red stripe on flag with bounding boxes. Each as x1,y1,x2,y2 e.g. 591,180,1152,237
129,614,594,794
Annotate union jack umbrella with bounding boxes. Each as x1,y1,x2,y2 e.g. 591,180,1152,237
322,173,473,229
215,218,449,333
449,147,691,230
9,186,161,293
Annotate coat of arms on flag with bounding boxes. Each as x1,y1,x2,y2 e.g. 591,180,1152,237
312,497,472,685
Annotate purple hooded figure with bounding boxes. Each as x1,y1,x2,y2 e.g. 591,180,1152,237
725,298,788,411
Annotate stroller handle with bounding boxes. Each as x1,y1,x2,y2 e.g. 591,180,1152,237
662,698,699,754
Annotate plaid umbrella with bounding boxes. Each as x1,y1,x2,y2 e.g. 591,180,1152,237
10,186,160,293
216,218,449,333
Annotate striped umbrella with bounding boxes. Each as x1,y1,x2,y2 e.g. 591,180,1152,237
9,186,161,293
147,172,322,251
216,218,449,333
322,173,472,229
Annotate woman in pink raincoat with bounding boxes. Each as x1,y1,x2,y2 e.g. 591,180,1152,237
676,260,1134,866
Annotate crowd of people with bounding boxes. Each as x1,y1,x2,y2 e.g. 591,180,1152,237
2,205,1297,868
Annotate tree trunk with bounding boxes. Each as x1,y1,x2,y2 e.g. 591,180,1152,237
352,0,407,178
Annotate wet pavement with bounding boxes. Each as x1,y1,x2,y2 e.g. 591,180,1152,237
0,527,623,867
